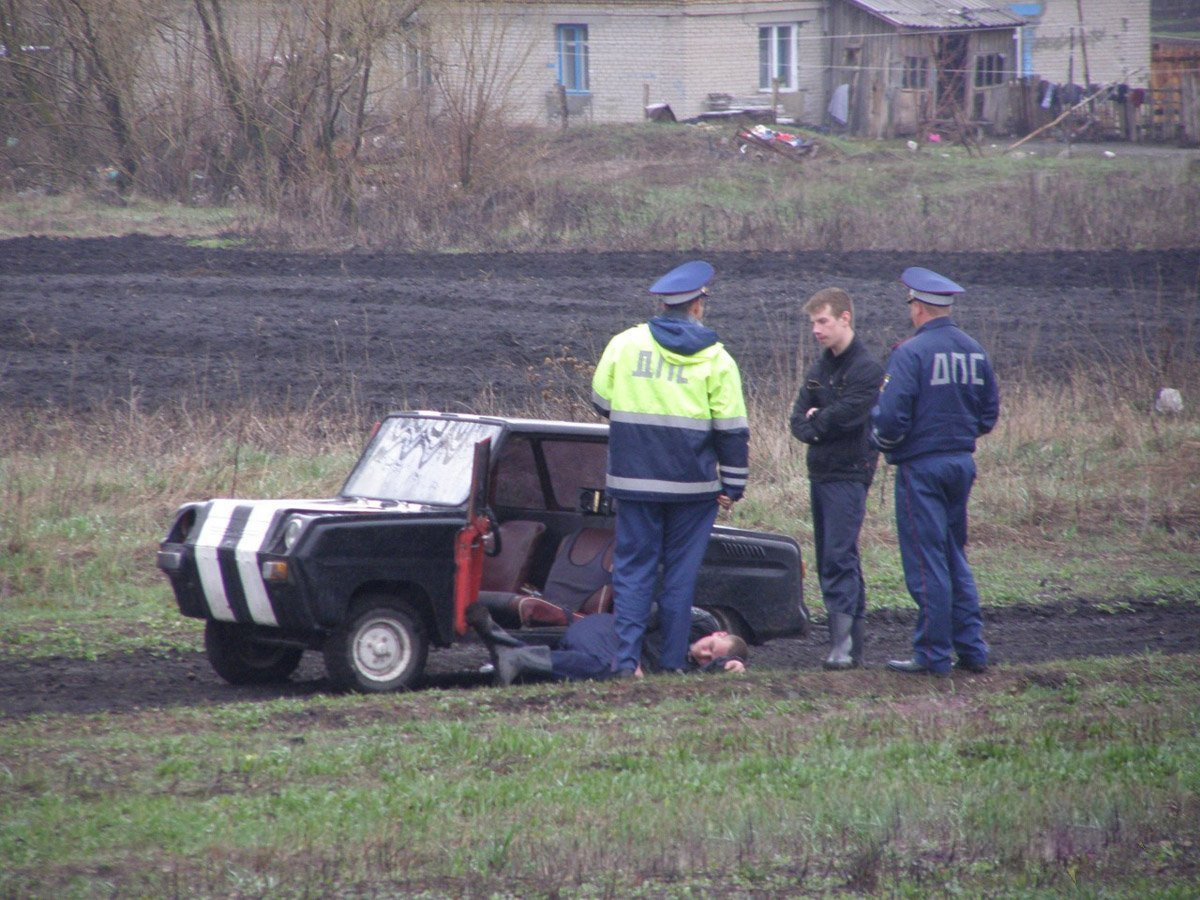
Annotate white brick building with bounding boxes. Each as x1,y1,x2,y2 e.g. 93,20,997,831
425,0,1150,128
1016,0,1152,87
193,0,1152,133
460,1,826,126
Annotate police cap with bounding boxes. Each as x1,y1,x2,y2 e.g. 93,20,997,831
649,260,714,305
900,266,963,306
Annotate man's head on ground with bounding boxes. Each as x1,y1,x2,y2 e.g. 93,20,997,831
804,287,856,355
688,631,749,672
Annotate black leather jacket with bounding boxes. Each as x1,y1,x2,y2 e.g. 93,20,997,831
789,337,884,484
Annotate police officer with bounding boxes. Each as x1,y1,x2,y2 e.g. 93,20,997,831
591,260,750,676
871,267,1000,677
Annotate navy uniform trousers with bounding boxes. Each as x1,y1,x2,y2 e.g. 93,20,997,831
612,498,719,674
894,452,988,673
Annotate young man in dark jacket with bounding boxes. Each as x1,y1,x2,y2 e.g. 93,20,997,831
789,288,884,669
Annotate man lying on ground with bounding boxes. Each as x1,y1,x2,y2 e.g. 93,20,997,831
466,603,748,685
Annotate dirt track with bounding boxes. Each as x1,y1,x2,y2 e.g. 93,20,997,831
1,235,1197,713
2,597,1197,718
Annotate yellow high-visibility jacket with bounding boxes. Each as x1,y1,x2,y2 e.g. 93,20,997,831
592,316,749,502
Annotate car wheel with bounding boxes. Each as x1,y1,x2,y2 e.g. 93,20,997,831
324,598,428,693
204,620,303,685
700,606,752,644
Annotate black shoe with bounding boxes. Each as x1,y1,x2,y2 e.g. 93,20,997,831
887,658,949,678
953,658,989,674
609,668,637,680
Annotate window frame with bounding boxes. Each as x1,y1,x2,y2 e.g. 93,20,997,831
902,55,930,90
758,23,798,92
974,53,1007,88
556,23,590,94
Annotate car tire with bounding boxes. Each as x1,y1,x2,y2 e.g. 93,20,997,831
323,597,428,693
700,606,752,644
204,620,303,685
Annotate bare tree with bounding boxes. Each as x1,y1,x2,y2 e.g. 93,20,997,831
1,0,163,193
425,1,536,190
56,0,152,193
191,0,419,210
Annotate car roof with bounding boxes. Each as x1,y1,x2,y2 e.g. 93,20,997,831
386,410,608,439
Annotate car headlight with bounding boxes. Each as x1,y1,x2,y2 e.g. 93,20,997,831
281,515,310,552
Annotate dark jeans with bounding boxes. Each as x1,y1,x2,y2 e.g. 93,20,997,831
810,480,868,621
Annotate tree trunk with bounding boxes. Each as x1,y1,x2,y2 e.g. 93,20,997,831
192,0,269,196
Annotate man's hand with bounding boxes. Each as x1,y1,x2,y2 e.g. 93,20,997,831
723,659,746,673
717,493,735,511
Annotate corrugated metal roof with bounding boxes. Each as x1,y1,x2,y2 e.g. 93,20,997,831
844,0,1027,30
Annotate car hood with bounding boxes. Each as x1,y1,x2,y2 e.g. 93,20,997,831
181,496,433,556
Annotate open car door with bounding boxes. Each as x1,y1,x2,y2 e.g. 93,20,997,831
453,437,493,636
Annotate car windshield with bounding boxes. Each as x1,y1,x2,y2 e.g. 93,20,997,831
340,416,503,506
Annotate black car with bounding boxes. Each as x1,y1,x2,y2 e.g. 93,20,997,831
157,411,808,692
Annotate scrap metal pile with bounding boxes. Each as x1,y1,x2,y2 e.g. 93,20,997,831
736,124,819,160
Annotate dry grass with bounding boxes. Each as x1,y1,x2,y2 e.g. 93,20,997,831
6,123,1197,253
4,356,1194,625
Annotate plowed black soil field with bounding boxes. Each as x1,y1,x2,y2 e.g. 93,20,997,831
3,235,1198,413
1,235,1197,714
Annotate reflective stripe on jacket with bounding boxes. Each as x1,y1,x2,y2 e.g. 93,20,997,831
592,322,749,502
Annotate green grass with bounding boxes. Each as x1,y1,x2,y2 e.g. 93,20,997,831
484,125,1199,253
6,124,1194,252
185,236,249,249
1,655,1196,896
0,192,244,240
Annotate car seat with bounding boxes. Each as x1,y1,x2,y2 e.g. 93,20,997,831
479,520,546,595
478,526,615,628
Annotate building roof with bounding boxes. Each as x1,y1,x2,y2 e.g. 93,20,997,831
842,0,1026,30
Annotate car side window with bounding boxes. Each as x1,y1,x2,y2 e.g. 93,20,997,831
492,435,545,509
542,440,608,511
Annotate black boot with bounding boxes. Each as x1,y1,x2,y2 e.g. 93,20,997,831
823,613,858,671
466,603,525,659
495,646,555,686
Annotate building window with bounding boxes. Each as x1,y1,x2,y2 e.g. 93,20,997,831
902,56,929,89
403,30,436,90
557,24,589,93
759,24,797,91
974,53,1006,87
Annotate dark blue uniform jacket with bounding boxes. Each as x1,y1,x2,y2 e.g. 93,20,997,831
871,318,999,464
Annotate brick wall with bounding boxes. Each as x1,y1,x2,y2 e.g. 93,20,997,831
1026,0,1151,88
493,1,824,125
